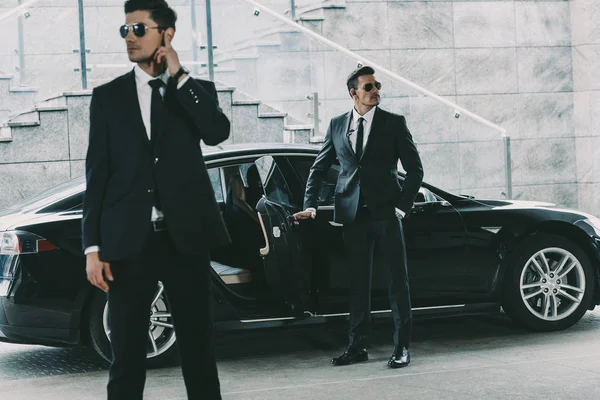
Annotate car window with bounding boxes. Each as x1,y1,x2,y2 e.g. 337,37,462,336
317,164,340,206
287,156,340,207
39,193,84,213
207,168,223,202
255,156,294,208
0,176,86,216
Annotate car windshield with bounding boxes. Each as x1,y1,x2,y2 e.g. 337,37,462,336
0,176,86,216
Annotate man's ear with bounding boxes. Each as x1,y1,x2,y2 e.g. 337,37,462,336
350,88,356,98
165,27,175,42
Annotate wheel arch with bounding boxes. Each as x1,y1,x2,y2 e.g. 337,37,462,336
77,286,102,346
493,221,600,309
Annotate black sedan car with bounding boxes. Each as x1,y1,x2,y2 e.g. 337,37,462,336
1,144,600,366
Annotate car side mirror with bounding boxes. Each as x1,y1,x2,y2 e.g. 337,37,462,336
414,192,427,204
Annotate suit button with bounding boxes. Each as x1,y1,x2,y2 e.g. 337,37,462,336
154,157,159,164
148,189,154,193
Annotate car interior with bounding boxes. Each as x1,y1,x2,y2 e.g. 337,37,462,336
206,157,443,304
209,162,269,297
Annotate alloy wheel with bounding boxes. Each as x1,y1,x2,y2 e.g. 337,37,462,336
102,281,177,358
519,247,586,321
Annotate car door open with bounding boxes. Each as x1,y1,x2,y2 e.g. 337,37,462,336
253,155,312,315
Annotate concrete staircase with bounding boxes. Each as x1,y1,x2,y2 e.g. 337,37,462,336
192,0,349,135
0,81,316,207
0,74,37,122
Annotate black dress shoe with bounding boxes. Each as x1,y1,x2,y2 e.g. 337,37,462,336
331,347,368,366
388,346,410,368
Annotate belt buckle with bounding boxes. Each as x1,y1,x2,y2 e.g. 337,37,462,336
152,219,166,232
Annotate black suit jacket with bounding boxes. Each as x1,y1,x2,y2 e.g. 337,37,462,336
304,107,424,224
82,69,231,261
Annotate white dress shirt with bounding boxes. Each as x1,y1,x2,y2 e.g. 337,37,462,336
84,66,191,256
305,106,405,219
348,106,376,154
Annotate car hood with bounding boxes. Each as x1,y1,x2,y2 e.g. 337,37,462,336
473,199,557,209
464,198,598,220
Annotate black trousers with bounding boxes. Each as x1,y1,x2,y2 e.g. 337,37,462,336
106,229,221,400
343,207,412,349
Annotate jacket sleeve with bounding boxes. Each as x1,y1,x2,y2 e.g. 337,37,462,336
396,115,424,214
82,88,110,251
303,120,337,210
173,78,231,146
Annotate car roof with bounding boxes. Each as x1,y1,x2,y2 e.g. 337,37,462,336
202,143,320,161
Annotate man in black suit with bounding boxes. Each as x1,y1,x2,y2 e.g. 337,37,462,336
294,66,423,368
82,1,230,398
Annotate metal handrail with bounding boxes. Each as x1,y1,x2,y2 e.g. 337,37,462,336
240,0,512,200
241,0,507,137
0,0,41,23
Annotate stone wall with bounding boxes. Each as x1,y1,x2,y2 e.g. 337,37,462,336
571,0,600,215
250,0,577,205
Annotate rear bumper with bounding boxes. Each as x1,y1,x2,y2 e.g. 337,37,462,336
0,297,80,346
0,323,78,346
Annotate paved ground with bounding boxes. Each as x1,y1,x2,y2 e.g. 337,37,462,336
2,310,600,399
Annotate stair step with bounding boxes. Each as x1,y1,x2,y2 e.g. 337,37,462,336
62,90,93,97
232,99,261,106
298,0,346,14
8,119,40,127
259,112,287,118
9,86,38,93
0,125,12,142
215,86,236,93
299,15,325,21
285,124,314,130
7,109,41,127
233,27,297,47
35,106,69,112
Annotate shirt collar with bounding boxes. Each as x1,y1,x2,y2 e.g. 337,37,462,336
134,64,170,87
352,106,376,125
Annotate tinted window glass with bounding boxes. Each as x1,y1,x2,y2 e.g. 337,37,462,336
287,156,340,207
208,168,223,202
39,193,84,213
0,176,85,216
255,156,294,208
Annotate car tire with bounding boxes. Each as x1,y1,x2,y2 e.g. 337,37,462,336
502,233,595,331
87,284,179,368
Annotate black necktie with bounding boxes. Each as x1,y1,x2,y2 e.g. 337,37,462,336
355,117,364,159
148,78,164,211
148,78,165,144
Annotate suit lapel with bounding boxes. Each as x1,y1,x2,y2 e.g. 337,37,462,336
123,69,150,147
361,107,382,161
339,111,354,157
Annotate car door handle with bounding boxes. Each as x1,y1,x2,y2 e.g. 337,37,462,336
257,212,270,256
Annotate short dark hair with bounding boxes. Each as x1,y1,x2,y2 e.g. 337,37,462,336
346,66,375,97
124,0,177,30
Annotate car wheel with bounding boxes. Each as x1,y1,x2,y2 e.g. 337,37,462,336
88,281,179,368
502,233,595,331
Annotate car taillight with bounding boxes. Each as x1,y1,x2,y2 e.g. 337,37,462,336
0,231,58,255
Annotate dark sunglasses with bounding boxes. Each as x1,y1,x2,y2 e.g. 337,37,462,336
361,82,382,92
119,23,166,38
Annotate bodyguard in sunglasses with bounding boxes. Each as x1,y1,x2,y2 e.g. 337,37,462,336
294,66,424,368
82,0,230,398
